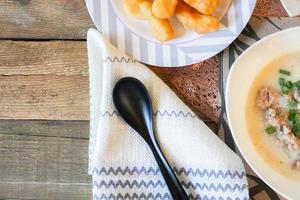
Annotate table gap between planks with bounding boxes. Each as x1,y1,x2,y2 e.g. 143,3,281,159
0,0,288,199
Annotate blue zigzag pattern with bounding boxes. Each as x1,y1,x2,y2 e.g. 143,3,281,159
93,180,247,192
181,182,247,192
92,167,245,179
93,193,170,200
154,110,196,118
99,111,119,117
99,110,196,118
93,180,165,189
93,166,160,175
103,56,137,63
93,193,248,200
173,168,246,179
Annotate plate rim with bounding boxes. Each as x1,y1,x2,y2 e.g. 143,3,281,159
85,0,257,67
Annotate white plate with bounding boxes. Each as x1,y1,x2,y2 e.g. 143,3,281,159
85,0,256,67
226,26,300,200
280,0,300,17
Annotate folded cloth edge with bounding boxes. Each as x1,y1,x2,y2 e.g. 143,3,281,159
87,28,249,199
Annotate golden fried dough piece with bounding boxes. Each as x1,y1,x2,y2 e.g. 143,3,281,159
183,0,220,15
149,17,174,42
124,0,174,42
176,1,220,34
152,0,178,19
123,0,152,20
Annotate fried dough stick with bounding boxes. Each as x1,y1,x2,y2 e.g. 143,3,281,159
152,0,178,19
123,0,153,20
149,17,174,42
183,0,220,15
176,1,220,34
124,0,174,42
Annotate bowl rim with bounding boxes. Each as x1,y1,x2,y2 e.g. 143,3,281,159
225,26,300,200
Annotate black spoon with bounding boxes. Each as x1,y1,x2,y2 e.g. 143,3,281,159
113,77,189,200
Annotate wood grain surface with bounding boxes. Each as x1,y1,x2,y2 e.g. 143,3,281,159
0,73,88,120
0,0,290,199
0,182,91,200
0,120,91,200
0,0,93,39
0,120,217,199
0,40,88,76
0,40,89,120
0,39,218,121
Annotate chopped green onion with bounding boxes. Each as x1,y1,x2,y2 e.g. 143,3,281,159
279,78,285,86
283,91,289,95
265,126,276,135
279,69,291,76
289,112,300,133
294,113,300,124
289,111,300,125
290,99,298,108
295,80,300,89
286,81,293,88
281,85,290,95
293,81,300,96
288,109,300,138
288,109,297,120
292,123,300,132
289,109,297,115
294,130,300,138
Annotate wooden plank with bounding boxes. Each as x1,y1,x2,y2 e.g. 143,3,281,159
0,119,91,199
0,119,216,199
0,119,89,138
0,40,214,121
0,75,88,120
0,72,215,121
0,134,90,183
0,40,88,120
0,40,88,76
0,0,93,39
0,182,91,200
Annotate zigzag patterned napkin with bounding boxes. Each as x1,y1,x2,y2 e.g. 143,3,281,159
87,28,248,200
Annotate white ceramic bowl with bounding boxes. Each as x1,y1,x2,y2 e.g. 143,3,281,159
226,26,300,199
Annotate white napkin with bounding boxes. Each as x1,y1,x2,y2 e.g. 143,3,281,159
87,28,248,199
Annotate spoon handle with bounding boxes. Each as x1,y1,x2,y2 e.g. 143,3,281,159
149,139,189,200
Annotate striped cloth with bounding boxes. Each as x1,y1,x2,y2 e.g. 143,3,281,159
219,16,300,199
87,28,248,199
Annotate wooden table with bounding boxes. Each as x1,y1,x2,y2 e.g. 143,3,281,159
0,0,289,199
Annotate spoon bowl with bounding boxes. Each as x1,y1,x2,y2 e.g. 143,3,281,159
113,77,153,142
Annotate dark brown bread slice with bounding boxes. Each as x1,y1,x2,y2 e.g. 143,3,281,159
149,56,220,123
254,0,288,16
